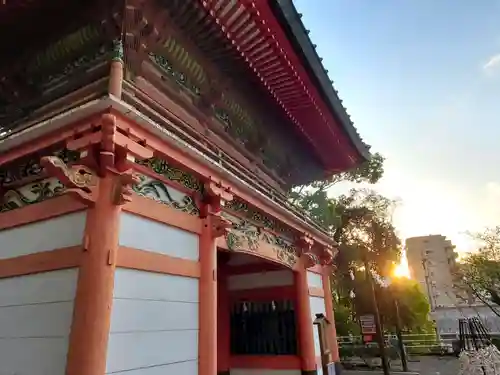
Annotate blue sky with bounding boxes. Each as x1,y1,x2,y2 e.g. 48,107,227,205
293,0,500,252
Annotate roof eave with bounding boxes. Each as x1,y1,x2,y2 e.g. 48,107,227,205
272,0,371,163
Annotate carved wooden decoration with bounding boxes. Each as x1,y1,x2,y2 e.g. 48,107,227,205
112,170,141,206
200,177,233,217
40,156,99,205
296,234,314,253
320,245,338,266
210,214,232,239
301,252,320,269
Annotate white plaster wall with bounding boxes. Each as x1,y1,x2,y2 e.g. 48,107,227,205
0,268,78,375
231,370,301,375
310,296,327,375
307,271,323,289
228,270,294,290
0,211,86,259
106,268,199,374
227,253,264,265
119,212,199,261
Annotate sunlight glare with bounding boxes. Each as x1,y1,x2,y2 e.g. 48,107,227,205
393,261,410,278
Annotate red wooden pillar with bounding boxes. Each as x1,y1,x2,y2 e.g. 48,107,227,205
295,265,317,374
199,179,233,375
199,214,218,375
65,174,121,375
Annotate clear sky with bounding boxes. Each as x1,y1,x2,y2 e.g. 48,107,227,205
294,0,500,253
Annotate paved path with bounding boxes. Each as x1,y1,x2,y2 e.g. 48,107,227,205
343,356,459,375
390,356,459,375
407,356,459,375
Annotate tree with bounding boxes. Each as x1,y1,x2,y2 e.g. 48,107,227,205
290,152,408,334
456,227,500,316
352,273,431,332
289,153,386,229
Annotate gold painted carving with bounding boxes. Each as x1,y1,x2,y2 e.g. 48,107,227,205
40,156,99,205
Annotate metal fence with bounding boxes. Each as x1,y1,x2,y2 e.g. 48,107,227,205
338,333,500,358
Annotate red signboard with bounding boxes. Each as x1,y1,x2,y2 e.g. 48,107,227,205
359,314,377,335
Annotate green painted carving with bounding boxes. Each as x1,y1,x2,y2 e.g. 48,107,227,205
23,24,110,91
132,174,199,215
222,212,298,267
29,25,101,73
150,52,201,96
112,39,124,62
149,37,293,180
0,177,65,213
160,36,207,86
136,157,203,192
213,107,231,129
0,148,79,186
38,45,110,90
225,198,294,239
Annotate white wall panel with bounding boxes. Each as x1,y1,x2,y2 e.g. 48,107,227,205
0,212,86,259
107,268,199,375
113,268,198,302
307,271,323,289
0,268,78,375
108,360,198,375
119,212,199,261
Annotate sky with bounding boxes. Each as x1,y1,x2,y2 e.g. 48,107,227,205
294,0,500,253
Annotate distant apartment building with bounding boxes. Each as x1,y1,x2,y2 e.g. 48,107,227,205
406,235,460,309
405,235,500,336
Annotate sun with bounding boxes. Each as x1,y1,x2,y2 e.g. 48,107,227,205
393,261,411,278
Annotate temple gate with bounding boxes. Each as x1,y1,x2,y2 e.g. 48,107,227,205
0,0,370,375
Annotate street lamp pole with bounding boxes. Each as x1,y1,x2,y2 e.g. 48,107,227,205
364,257,391,375
393,296,409,372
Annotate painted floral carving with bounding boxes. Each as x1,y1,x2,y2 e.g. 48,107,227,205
225,198,294,239
222,212,298,268
0,177,65,212
0,148,79,186
0,148,80,213
150,53,201,96
132,174,199,215
136,157,203,192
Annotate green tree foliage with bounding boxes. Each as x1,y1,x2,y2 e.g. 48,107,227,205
381,279,431,332
289,152,386,230
290,152,418,333
351,273,431,332
456,227,500,316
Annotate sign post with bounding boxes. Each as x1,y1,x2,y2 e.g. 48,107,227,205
359,314,376,343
